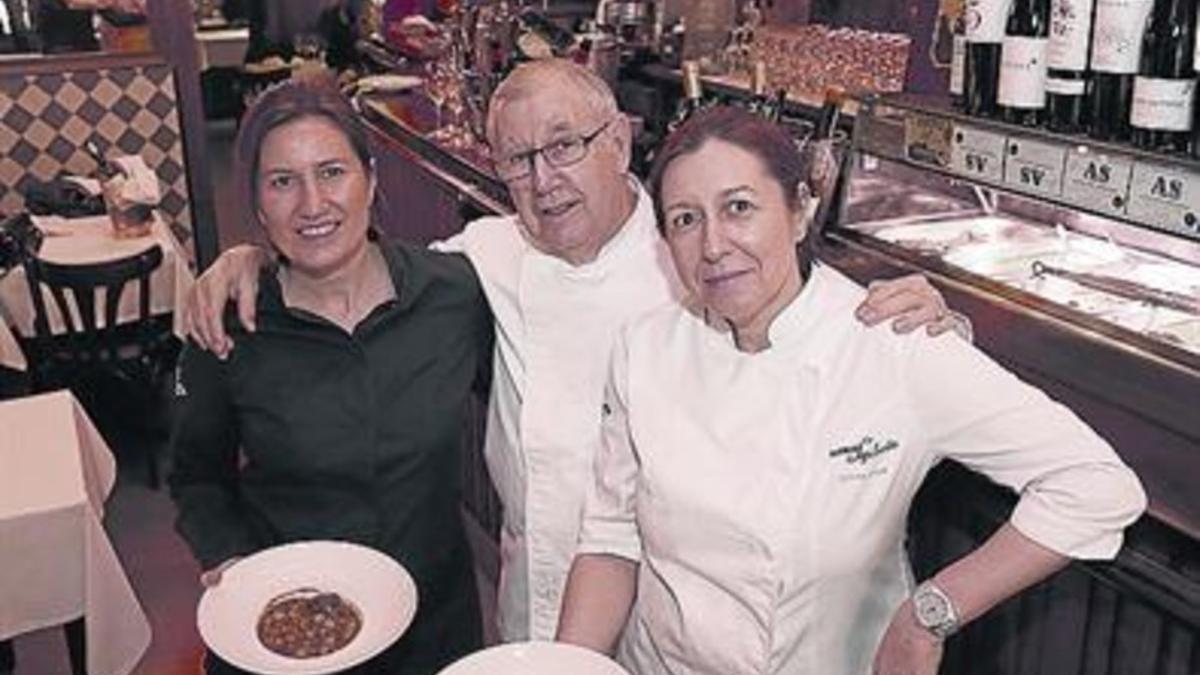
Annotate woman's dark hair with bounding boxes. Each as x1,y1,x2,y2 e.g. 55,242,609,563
647,105,815,278
234,71,377,228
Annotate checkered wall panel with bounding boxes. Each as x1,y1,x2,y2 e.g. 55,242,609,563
0,63,194,262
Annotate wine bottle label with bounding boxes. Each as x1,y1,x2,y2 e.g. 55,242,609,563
950,35,966,95
964,0,1013,43
1046,76,1087,95
1091,0,1153,75
1048,0,1095,71
999,36,1049,108
1131,77,1197,131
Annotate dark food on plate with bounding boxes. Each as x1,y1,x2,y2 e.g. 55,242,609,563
257,588,362,659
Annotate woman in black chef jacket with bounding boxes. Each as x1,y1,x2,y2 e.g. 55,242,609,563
168,72,490,674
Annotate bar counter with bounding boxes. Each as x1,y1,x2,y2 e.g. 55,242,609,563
358,88,1200,674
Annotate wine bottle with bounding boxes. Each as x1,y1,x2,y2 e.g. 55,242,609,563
950,11,967,108
1192,8,1200,157
999,0,1051,126
747,60,769,115
85,139,119,181
669,60,708,130
1130,0,1197,152
1046,0,1096,133
813,86,846,140
761,88,787,124
1088,0,1154,140
810,87,848,230
965,0,1015,116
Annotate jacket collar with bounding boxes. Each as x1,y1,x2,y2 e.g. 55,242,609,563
257,229,409,320
532,176,658,277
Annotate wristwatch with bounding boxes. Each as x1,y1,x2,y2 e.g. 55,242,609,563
911,580,960,639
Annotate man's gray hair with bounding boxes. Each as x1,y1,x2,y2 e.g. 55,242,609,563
486,59,619,143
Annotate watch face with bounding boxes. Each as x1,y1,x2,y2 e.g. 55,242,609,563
915,588,949,627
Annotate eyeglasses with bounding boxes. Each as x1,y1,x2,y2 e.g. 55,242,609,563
492,119,613,182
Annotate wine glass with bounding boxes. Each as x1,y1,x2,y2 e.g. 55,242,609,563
424,60,450,135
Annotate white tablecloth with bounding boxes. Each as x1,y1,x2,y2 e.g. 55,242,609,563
197,26,250,70
0,390,152,675
0,214,196,372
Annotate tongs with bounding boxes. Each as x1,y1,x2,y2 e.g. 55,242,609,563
1031,261,1200,315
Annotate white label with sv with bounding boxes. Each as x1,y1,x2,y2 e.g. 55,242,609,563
999,36,1049,108
1003,137,1067,196
1090,0,1153,74
1131,77,1197,131
950,35,966,95
964,0,1014,43
1048,0,1096,71
951,124,1007,182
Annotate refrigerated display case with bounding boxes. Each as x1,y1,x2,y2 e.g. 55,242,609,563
820,94,1200,674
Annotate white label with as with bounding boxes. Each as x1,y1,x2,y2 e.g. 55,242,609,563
1048,0,1096,71
1090,0,1153,74
999,36,1049,108
964,0,1014,43
1126,162,1200,237
1131,77,1197,132
1061,149,1133,217
950,124,1007,182
1003,137,1067,196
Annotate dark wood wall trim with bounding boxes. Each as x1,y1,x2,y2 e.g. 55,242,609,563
148,0,219,269
0,51,161,76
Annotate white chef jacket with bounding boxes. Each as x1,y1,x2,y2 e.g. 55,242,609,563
434,178,684,640
578,264,1147,675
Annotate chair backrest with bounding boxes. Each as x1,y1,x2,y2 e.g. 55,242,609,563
23,244,164,369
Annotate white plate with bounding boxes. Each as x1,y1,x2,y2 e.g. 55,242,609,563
436,642,630,675
354,74,423,94
197,541,418,675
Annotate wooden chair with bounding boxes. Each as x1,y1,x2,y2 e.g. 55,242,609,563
22,245,179,487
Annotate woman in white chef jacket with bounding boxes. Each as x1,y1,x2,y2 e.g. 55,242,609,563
555,106,1147,675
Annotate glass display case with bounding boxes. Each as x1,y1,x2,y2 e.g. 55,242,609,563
821,96,1200,675
830,94,1200,370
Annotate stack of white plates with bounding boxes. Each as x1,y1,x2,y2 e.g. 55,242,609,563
437,642,630,675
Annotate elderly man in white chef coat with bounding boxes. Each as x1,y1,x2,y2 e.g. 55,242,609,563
183,59,966,642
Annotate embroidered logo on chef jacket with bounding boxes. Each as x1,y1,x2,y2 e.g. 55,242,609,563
829,435,899,481
173,361,187,398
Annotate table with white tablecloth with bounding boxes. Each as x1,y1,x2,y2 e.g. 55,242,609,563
0,214,196,372
0,390,152,675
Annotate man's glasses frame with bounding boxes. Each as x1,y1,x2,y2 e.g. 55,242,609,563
492,118,614,182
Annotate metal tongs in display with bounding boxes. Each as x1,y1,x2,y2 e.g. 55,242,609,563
1031,261,1200,316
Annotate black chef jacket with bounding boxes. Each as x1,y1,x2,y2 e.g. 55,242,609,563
169,240,492,674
